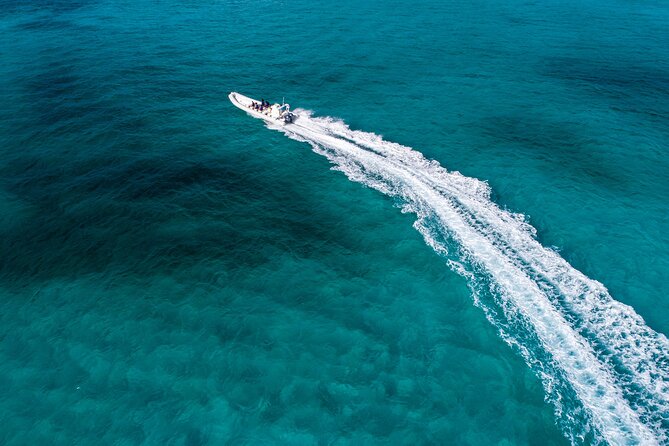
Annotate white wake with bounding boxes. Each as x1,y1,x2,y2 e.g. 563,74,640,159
266,110,668,445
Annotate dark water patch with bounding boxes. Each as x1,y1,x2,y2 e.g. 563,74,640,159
0,144,367,288
540,56,669,97
0,0,92,15
26,67,80,102
14,53,129,137
472,114,626,189
15,16,74,31
539,56,669,122
120,63,178,78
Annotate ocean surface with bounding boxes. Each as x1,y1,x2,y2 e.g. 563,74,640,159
1,0,668,444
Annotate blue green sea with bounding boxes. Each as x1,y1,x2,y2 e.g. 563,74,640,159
1,0,669,444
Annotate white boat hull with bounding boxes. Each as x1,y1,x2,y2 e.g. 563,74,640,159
228,92,295,125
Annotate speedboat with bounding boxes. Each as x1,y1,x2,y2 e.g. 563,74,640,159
229,92,296,125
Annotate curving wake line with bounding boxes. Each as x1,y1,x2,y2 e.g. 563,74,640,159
265,110,668,445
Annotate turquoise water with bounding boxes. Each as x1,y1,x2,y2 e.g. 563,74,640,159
1,0,669,444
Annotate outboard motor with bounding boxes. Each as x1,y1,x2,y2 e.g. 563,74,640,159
284,112,295,124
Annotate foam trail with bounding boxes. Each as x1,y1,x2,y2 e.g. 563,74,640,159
262,110,669,445
301,114,669,433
